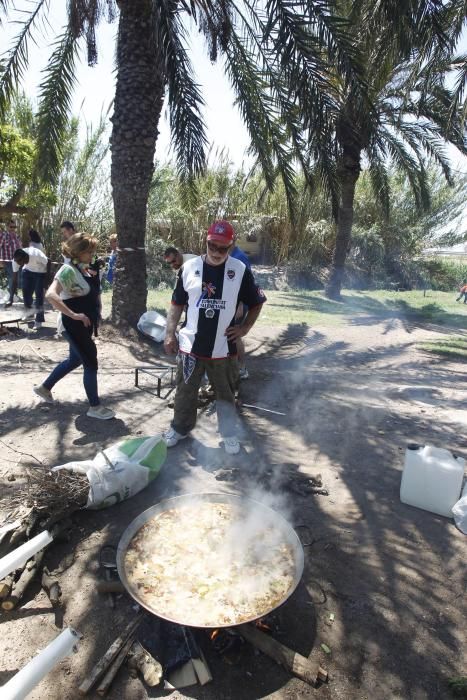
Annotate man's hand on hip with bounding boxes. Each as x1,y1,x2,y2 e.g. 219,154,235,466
164,333,179,354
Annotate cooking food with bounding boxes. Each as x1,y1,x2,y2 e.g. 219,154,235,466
124,501,297,627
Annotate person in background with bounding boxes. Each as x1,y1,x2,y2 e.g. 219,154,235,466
0,220,22,303
106,233,117,284
10,247,48,329
163,246,196,271
163,220,266,455
60,220,75,244
34,233,115,420
230,236,252,380
456,280,467,303
28,229,44,252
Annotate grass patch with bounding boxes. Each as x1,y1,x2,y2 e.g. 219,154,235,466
101,287,467,328
419,336,467,360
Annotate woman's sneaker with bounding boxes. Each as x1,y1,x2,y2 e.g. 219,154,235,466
86,405,115,420
224,436,240,455
163,427,188,447
33,385,54,403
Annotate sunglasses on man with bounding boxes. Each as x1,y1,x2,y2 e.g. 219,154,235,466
207,241,231,254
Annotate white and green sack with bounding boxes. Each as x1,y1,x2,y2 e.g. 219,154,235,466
52,435,166,509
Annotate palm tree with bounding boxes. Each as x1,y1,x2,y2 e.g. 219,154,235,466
267,0,466,298
0,0,363,324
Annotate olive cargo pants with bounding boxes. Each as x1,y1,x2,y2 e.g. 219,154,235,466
171,356,239,437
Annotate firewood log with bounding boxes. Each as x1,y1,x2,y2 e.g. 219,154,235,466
41,568,61,606
1,551,44,611
127,640,162,687
0,574,14,599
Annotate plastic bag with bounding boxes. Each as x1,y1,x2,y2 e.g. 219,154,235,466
52,435,166,509
452,480,467,535
137,311,167,343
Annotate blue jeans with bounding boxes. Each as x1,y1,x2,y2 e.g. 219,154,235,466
43,331,99,406
4,261,13,297
22,269,45,321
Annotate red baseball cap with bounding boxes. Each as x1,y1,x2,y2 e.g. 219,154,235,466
207,220,235,244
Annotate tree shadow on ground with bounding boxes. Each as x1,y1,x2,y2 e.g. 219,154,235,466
268,292,467,335
227,323,467,699
1,317,466,699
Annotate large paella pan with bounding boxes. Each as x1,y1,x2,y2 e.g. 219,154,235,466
117,493,304,628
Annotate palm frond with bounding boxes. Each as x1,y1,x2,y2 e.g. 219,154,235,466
0,0,49,117
367,145,391,218
265,0,364,90
67,0,117,64
156,2,208,187
223,31,298,223
380,128,431,211
35,28,80,184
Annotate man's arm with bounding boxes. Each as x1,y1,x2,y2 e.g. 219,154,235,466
225,304,262,341
164,304,184,354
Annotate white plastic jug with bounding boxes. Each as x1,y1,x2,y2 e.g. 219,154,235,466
400,444,465,518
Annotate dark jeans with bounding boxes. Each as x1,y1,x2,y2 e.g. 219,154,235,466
43,328,99,406
22,269,45,321
172,356,238,437
456,292,467,303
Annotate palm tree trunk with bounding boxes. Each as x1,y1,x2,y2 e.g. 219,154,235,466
110,0,165,326
325,152,360,300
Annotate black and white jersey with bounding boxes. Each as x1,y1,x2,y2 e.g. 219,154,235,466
172,255,266,358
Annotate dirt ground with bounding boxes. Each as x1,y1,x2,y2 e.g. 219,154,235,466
0,296,466,700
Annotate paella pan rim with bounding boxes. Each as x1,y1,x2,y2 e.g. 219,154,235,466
116,492,305,628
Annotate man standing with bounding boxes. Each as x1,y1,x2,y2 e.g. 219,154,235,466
163,246,196,271
106,234,118,284
60,220,75,243
11,247,48,328
230,238,252,379
0,220,22,302
163,220,266,454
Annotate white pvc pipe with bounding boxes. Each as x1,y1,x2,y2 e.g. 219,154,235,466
0,530,53,581
1,627,82,700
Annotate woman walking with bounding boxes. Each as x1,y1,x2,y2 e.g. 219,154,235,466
34,232,115,419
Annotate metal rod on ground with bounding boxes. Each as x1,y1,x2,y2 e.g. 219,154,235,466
241,404,286,416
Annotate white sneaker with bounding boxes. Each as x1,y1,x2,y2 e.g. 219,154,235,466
238,367,249,380
86,405,115,420
224,436,240,455
33,321,42,330
163,427,188,447
33,385,54,403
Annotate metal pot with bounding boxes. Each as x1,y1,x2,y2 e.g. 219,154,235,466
116,492,304,627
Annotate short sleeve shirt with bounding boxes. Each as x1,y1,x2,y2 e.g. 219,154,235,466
172,255,266,358
230,246,251,270
12,247,48,273
55,264,90,300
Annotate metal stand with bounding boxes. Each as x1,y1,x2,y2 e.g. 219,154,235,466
134,365,176,399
